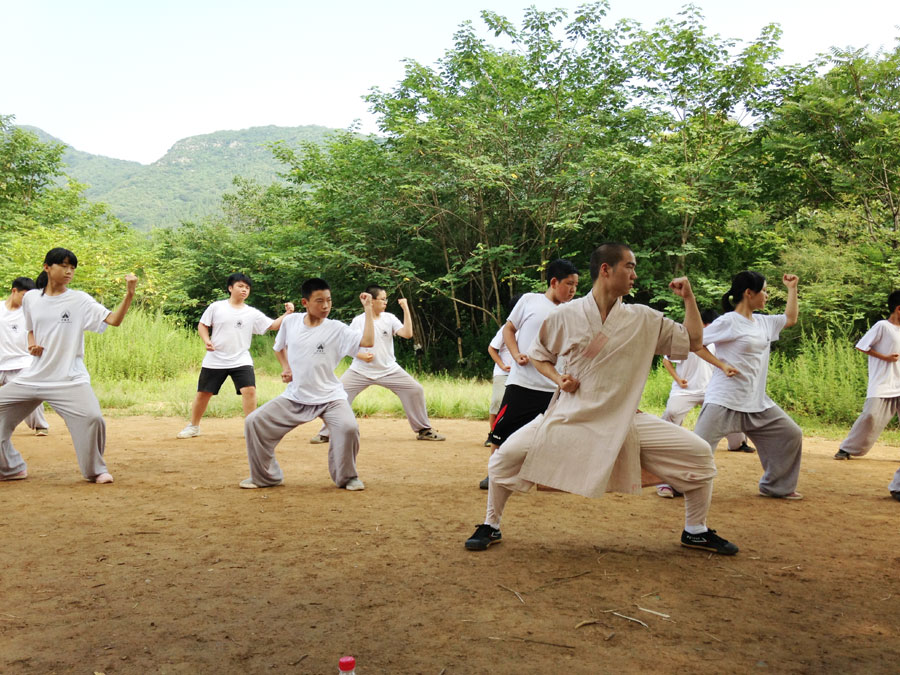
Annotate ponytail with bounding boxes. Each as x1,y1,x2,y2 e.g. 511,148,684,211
36,271,49,295
722,271,766,312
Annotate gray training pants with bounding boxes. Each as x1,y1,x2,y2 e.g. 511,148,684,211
245,396,360,487
0,381,107,480
693,402,802,497
839,396,900,457
317,367,431,438
0,370,49,431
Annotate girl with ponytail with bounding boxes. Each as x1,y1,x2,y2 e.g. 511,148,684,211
693,270,804,500
0,248,138,484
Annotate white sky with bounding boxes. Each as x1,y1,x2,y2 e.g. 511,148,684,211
2,0,897,164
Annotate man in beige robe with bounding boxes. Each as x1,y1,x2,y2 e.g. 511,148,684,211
465,243,738,556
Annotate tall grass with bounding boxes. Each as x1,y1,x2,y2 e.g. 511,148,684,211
84,309,202,380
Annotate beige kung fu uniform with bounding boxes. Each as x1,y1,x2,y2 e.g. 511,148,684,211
484,294,716,530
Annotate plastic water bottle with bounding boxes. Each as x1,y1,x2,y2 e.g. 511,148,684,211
339,655,356,674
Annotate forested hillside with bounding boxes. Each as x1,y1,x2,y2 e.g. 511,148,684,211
24,124,336,229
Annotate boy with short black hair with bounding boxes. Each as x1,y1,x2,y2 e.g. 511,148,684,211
482,260,578,487
310,284,444,444
177,273,293,439
0,277,49,435
836,292,900,489
241,279,375,490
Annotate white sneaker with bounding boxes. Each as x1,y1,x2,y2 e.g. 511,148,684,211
34,428,49,437
309,434,329,444
176,424,200,439
239,477,283,489
94,472,114,484
344,477,365,491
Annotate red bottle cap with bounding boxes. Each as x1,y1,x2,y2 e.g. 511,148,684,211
339,656,356,672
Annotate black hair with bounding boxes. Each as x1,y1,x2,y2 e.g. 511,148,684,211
722,271,766,312
889,291,900,314
365,284,386,299
700,309,720,325
35,248,78,294
589,243,632,281
301,278,331,300
11,277,36,292
226,273,252,292
546,259,578,286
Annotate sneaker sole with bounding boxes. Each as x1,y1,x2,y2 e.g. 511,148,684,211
239,480,283,489
1,472,28,481
465,538,501,551
681,541,738,556
759,491,803,500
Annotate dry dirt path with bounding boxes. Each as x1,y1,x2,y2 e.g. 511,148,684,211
1,415,898,673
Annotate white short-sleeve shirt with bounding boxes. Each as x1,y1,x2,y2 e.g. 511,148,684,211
15,289,110,387
856,320,900,398
199,300,273,369
702,311,787,413
505,292,560,392
275,313,363,404
489,326,513,377
0,303,34,371
667,344,718,398
347,311,404,378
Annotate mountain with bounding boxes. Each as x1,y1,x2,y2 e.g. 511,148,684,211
23,125,336,229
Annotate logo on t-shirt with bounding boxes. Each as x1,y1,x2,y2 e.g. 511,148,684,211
315,343,325,355
9,323,18,333
235,320,244,330
60,311,71,323
381,329,389,336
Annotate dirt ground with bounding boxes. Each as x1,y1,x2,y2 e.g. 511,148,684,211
2,414,899,674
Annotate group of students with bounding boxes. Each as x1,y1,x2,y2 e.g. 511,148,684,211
465,243,900,556
2,245,899,559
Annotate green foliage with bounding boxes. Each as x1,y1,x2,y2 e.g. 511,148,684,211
84,309,203,381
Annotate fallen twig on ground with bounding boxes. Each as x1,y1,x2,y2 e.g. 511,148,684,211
498,584,525,604
612,612,649,628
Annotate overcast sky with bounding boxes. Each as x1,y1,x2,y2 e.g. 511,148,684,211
2,0,897,164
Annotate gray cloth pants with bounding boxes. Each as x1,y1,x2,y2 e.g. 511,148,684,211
693,403,802,497
0,370,49,431
662,393,745,449
246,396,359,487
318,367,431,437
839,397,900,457
0,381,106,479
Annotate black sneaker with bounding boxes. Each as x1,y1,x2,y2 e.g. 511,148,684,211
834,450,852,460
728,442,755,453
479,476,489,490
891,491,900,502
465,523,501,550
681,529,738,556
483,434,492,448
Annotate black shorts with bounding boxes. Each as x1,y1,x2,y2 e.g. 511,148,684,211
489,384,555,446
197,366,256,395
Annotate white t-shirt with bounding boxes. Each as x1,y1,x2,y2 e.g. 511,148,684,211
505,292,560,392
348,311,403,378
667,344,718,397
489,326,513,377
199,300,273,369
856,320,900,398
702,312,787,413
15,289,110,387
275,313,363,404
0,303,34,371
